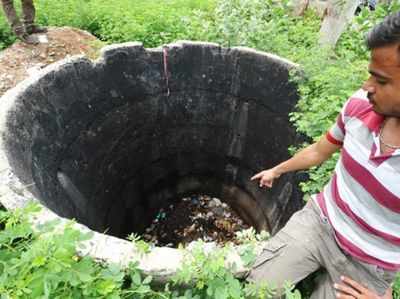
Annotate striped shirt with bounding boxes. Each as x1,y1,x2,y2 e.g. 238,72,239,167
315,89,400,271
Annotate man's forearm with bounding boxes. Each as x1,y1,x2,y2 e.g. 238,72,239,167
274,143,327,175
251,135,341,188
273,135,341,176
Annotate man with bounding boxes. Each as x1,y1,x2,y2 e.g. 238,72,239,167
1,0,46,44
248,10,400,299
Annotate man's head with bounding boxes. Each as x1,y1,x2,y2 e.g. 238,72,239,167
363,11,400,117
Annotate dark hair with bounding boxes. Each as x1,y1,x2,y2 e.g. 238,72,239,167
367,11,400,49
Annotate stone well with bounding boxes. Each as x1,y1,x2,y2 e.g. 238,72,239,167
0,41,305,281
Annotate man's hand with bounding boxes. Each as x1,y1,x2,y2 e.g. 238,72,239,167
251,168,281,188
334,276,392,299
250,135,341,189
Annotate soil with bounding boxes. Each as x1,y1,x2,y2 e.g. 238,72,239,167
0,26,103,97
142,195,250,247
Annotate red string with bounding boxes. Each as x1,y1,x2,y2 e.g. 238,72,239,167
163,46,170,97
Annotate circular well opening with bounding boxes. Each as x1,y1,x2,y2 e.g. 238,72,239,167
1,42,305,248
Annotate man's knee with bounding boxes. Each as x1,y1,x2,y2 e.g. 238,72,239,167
246,238,300,296
246,231,321,297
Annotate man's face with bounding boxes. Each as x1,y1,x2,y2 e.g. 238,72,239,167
363,43,400,117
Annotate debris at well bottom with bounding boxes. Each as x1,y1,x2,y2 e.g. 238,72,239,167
142,195,250,247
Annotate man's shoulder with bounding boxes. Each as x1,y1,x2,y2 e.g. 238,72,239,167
343,89,372,118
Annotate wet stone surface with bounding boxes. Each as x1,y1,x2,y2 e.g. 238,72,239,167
142,195,250,247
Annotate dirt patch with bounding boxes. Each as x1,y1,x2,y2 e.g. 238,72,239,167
143,195,250,247
0,26,104,97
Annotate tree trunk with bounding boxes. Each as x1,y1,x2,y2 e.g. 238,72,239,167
291,0,328,17
319,0,359,47
291,0,309,16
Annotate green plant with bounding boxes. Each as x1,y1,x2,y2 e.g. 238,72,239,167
127,233,151,255
172,240,275,299
0,203,303,298
35,0,216,47
0,203,171,298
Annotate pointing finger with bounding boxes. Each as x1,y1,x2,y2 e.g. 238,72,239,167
251,173,262,181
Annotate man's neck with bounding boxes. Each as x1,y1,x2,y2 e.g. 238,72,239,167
380,116,400,153
385,116,400,129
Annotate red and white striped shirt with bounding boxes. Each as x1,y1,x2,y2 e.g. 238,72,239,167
315,89,400,271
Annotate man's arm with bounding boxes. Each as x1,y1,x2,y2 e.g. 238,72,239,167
251,134,341,188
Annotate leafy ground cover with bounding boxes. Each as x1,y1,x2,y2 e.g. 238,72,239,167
1,0,400,297
0,0,216,49
0,203,294,299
